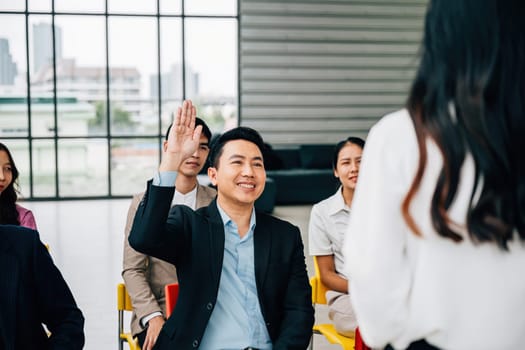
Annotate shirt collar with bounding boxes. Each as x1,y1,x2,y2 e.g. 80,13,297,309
174,184,198,198
327,186,350,215
216,202,257,233
173,184,198,208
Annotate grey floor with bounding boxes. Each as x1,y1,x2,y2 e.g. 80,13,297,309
23,199,340,350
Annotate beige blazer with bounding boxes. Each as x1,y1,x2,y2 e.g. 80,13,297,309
122,184,216,337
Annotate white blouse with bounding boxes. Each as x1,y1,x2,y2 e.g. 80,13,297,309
309,187,351,279
343,109,525,350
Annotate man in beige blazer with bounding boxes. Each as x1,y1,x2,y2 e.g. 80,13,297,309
122,117,216,350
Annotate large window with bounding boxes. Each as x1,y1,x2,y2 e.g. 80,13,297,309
0,0,238,199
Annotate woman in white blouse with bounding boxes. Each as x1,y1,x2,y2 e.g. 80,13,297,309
343,1,525,349
309,137,364,337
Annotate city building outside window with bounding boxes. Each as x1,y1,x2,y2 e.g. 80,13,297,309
0,0,238,199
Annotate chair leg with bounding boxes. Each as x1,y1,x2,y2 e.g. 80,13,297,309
118,310,124,350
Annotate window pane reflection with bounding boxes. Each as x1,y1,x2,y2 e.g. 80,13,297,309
159,0,181,15
0,15,28,138
28,0,51,12
28,16,56,137
32,139,56,197
54,16,106,137
159,18,182,135
109,0,156,14
185,18,237,134
111,138,160,195
58,138,108,196
1,4,237,199
109,17,158,136
54,0,104,13
185,0,236,16
0,0,24,11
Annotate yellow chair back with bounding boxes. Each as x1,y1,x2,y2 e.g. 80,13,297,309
311,256,329,305
117,283,141,350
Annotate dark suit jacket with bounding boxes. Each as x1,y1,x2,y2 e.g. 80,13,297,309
129,181,314,349
0,225,85,350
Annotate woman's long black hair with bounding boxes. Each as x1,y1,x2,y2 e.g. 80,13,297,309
403,0,525,249
0,142,20,225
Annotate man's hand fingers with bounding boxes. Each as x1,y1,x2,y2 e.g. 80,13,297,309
189,105,196,131
182,99,193,127
143,336,153,350
180,100,188,126
193,125,203,142
174,107,182,126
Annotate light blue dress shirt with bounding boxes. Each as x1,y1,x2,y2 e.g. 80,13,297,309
152,170,178,186
199,204,272,350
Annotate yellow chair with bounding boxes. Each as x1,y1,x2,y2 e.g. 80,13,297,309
117,283,141,350
310,257,355,350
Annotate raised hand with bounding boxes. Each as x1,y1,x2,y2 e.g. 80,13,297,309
159,100,203,172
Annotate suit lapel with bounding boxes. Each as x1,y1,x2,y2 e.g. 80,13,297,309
254,212,272,291
195,185,207,208
196,184,216,209
206,201,226,288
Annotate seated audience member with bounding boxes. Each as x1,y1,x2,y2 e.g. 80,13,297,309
0,224,85,349
122,117,216,350
0,142,37,230
129,100,314,349
308,137,364,337
344,1,525,349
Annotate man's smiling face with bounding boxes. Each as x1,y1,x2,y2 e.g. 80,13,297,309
208,139,266,208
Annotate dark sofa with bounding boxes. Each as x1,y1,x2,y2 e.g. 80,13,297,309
265,144,340,205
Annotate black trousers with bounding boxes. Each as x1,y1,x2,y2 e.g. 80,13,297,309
136,330,146,348
385,339,440,350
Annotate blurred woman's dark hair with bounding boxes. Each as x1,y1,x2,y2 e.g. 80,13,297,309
403,0,525,249
0,142,20,225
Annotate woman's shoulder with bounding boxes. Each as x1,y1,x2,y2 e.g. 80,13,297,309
371,109,415,138
366,109,418,155
15,204,37,230
15,203,32,214
313,190,342,211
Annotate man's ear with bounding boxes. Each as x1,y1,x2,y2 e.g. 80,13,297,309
163,140,168,152
208,167,218,186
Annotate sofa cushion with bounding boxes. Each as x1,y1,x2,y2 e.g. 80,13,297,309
266,169,339,204
273,148,301,169
299,144,334,169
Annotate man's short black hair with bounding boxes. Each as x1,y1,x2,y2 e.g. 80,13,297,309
165,117,212,143
209,127,265,168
